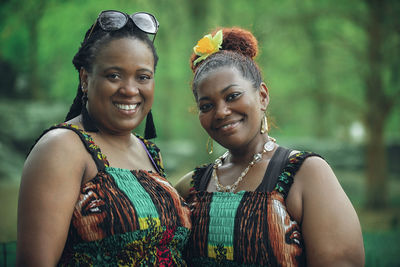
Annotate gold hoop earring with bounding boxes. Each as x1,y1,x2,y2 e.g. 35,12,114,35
206,137,213,154
261,114,268,134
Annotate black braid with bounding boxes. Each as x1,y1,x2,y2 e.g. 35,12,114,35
64,18,159,123
65,85,83,121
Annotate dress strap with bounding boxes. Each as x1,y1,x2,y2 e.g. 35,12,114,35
256,146,292,192
192,146,293,192
192,164,214,191
135,135,166,177
29,123,109,172
274,151,322,199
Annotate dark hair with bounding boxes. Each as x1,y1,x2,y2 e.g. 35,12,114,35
65,17,159,122
190,27,262,100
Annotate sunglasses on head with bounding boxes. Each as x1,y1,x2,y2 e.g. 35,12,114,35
86,10,159,43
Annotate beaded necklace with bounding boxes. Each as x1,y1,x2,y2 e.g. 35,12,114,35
213,137,276,193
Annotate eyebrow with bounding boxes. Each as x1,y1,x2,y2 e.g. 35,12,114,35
198,84,239,101
102,66,154,75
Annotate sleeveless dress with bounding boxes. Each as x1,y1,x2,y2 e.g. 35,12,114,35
185,147,320,266
34,123,191,266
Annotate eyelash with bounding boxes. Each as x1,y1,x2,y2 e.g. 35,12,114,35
106,73,152,82
226,92,241,101
199,103,213,112
107,73,121,80
199,92,242,112
138,75,151,82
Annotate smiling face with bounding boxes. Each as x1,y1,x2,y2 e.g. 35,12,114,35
196,67,268,150
80,37,155,135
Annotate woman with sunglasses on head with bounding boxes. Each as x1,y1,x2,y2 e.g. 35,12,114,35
17,10,191,266
175,27,364,266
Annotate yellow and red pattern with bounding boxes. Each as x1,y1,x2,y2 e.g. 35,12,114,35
35,124,190,266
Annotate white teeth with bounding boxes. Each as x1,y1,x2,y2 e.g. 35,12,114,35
221,122,236,129
115,103,138,110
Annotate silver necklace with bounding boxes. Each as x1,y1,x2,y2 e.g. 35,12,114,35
213,137,276,193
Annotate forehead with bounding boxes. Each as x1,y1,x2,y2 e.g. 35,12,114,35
94,37,154,69
197,67,250,94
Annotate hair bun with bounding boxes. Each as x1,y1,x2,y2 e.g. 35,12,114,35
190,27,258,72
218,27,258,59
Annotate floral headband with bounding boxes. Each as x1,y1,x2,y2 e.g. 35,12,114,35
193,30,223,66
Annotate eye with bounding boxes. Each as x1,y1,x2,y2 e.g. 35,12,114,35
199,103,213,112
138,74,152,83
107,73,121,81
226,92,242,102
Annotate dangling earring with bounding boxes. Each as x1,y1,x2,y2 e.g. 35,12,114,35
144,110,157,139
206,137,213,154
260,113,268,134
81,91,88,105
81,85,99,132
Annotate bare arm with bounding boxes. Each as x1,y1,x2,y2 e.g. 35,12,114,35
16,129,87,266
174,171,194,200
293,157,365,266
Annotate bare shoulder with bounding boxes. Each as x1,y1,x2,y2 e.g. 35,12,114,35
297,155,333,180
17,128,89,265
23,128,88,184
287,150,335,189
289,155,343,213
286,153,332,221
291,154,365,266
31,128,84,153
174,171,194,199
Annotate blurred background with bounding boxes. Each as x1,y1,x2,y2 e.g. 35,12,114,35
0,0,399,266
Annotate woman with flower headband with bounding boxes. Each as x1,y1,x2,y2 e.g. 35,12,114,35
176,27,364,266
17,10,191,266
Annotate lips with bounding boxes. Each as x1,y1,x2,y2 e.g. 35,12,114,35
114,103,139,111
214,120,242,133
79,189,106,215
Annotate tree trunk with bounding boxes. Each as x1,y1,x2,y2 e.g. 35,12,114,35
27,20,41,99
365,111,388,208
25,0,46,99
364,0,390,209
305,21,328,138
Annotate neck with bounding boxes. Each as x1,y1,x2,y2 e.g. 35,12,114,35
97,127,135,147
72,115,136,149
228,134,270,164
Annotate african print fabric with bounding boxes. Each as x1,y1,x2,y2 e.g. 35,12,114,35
186,151,320,266
36,124,191,266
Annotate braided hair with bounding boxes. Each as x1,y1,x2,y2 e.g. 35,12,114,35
65,17,159,137
190,27,262,101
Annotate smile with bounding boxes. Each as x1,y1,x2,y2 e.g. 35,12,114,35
114,103,139,111
216,120,241,132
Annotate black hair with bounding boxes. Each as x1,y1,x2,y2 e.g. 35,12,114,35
64,17,159,137
190,27,262,101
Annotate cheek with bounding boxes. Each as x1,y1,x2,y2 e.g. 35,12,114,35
88,82,107,99
144,84,155,103
199,114,211,130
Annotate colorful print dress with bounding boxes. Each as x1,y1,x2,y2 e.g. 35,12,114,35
35,124,191,266
185,147,320,266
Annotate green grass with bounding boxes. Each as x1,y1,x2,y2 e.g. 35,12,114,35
0,181,18,242
363,230,400,267
0,241,16,267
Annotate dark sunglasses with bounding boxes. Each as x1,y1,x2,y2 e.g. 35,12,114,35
86,10,159,42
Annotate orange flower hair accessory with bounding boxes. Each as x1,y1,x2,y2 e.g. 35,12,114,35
193,30,223,66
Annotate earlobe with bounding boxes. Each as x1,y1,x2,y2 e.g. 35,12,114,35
259,82,269,111
79,68,89,93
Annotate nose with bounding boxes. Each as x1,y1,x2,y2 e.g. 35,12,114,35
214,101,231,119
119,79,139,96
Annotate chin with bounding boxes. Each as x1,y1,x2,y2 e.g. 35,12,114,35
214,137,242,151
110,121,139,133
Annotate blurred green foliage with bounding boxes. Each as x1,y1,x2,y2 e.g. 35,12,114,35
0,0,398,178
0,0,399,264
